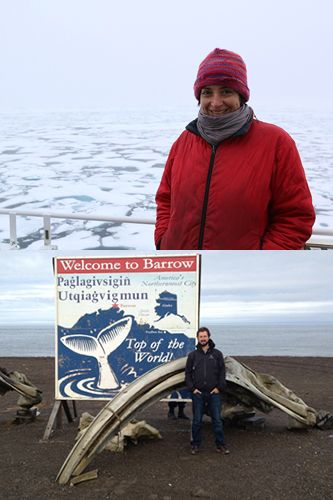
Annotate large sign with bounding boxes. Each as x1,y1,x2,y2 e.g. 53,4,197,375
55,255,200,399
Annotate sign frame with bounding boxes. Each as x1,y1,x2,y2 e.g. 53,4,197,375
54,254,201,400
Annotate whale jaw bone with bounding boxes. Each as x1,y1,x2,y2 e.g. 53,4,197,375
60,316,133,390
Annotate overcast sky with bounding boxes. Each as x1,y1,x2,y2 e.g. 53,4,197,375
0,251,332,324
1,0,332,111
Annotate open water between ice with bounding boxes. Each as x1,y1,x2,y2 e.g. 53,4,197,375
0,105,332,249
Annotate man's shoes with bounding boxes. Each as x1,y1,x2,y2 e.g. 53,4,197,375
178,412,189,420
216,445,230,455
191,445,199,455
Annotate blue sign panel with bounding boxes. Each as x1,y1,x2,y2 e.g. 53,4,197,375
55,255,200,399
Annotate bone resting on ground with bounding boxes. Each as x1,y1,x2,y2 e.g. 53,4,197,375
77,412,162,452
57,356,333,485
0,366,42,409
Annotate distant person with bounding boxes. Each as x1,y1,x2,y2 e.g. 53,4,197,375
155,48,315,250
167,400,189,420
185,327,229,455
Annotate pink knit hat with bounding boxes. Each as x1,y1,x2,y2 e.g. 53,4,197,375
194,48,250,102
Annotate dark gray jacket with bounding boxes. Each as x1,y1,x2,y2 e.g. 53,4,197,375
185,339,226,393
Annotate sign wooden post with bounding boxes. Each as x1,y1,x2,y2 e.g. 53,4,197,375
42,400,77,441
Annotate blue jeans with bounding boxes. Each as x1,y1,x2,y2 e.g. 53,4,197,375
191,391,225,447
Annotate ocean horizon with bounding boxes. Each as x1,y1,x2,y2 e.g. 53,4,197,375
1,320,332,357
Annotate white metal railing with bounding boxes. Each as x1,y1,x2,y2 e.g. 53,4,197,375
0,209,155,249
0,208,333,250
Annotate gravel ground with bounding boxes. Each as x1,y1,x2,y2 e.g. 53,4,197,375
0,356,332,500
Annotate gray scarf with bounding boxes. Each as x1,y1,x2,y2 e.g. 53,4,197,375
197,104,254,146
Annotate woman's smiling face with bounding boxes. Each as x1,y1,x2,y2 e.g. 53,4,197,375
200,85,241,116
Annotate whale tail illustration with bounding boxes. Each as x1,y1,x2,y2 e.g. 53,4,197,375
60,316,133,390
60,334,102,357
97,317,132,353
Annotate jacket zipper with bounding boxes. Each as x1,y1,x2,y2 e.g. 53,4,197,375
198,145,216,249
203,351,207,386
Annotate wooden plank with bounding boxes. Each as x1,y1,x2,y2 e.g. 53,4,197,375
42,400,62,441
42,400,79,440
69,469,98,486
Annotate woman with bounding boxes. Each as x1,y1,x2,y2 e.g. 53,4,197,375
155,49,315,250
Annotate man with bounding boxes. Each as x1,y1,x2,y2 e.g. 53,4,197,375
185,327,230,455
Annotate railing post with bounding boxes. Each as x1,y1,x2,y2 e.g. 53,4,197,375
9,214,19,249
43,216,57,250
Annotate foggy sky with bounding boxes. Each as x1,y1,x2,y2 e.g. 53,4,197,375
1,0,332,111
0,251,332,324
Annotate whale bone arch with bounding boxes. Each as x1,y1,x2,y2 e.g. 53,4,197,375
57,356,318,485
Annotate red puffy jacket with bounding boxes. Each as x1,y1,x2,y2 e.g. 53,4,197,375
155,119,315,250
